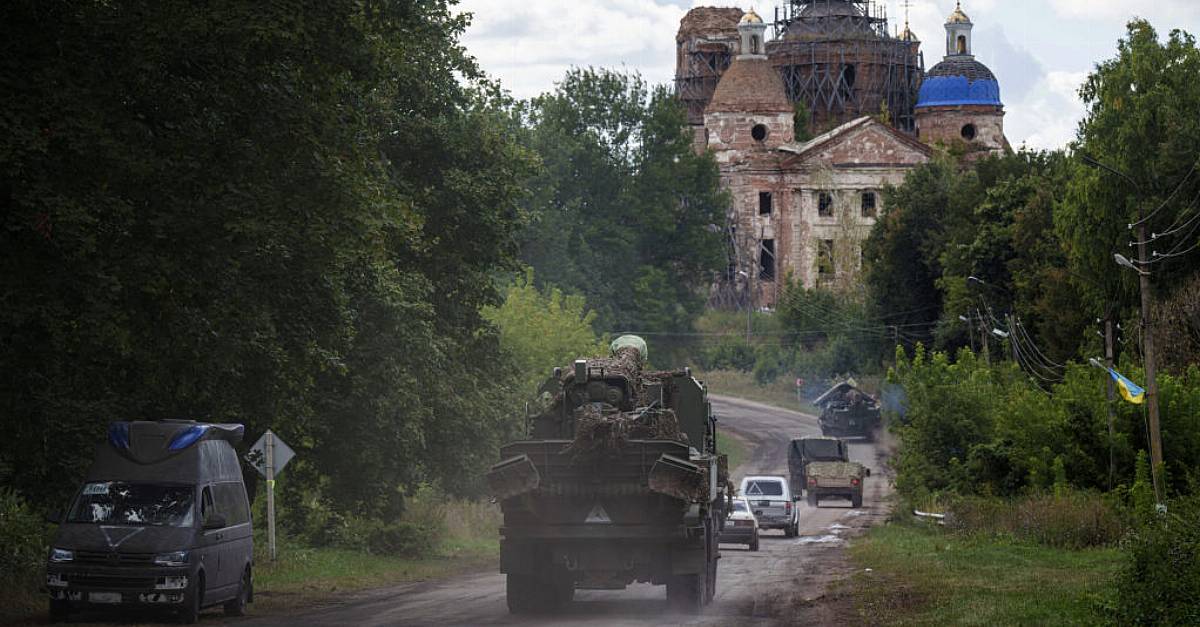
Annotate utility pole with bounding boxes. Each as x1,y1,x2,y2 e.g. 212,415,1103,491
1082,152,1165,506
978,310,990,365
1134,209,1165,505
1104,318,1117,490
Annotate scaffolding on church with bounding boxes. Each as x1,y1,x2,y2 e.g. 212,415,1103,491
675,7,741,126
674,1,923,133
770,0,924,132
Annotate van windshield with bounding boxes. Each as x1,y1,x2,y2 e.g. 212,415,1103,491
68,482,195,527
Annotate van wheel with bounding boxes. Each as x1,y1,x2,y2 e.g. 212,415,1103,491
181,572,202,624
48,599,70,623
750,533,760,552
224,567,250,616
852,493,863,509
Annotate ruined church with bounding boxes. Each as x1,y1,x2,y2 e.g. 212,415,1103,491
678,1,1009,308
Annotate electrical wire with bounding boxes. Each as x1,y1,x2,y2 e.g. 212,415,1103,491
1130,159,1199,228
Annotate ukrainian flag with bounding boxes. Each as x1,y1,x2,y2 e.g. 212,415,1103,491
1109,368,1146,404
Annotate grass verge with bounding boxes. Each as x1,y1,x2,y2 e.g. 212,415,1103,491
698,369,820,415
252,537,496,612
848,522,1120,625
716,430,749,474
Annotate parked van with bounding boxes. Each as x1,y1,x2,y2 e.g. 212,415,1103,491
46,420,253,623
738,475,799,537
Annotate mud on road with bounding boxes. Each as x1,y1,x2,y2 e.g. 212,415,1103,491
241,395,894,627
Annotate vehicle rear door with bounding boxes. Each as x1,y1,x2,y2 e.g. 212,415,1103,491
744,480,787,521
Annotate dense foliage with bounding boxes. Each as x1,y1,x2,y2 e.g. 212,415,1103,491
1115,493,1200,625
484,271,608,393
889,346,1200,499
517,68,728,334
0,0,535,517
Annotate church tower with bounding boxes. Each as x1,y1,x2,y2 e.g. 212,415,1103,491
914,2,1008,155
703,10,794,160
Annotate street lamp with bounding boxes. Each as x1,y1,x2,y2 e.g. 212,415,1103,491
1080,152,1164,506
1113,253,1147,276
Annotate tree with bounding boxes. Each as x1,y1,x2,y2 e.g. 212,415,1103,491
518,68,727,334
485,270,607,394
1059,20,1200,326
0,0,535,515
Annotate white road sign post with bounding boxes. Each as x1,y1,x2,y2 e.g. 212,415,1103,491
247,430,295,561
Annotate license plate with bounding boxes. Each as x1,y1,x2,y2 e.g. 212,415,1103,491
90,591,122,604
757,500,771,507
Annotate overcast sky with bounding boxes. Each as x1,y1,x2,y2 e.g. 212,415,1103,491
456,0,1200,150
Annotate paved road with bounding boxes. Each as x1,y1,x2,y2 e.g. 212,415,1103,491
241,395,892,627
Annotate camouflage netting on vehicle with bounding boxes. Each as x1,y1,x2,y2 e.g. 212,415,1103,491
563,405,686,459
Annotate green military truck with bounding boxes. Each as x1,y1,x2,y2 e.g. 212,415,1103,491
788,436,869,508
487,336,728,614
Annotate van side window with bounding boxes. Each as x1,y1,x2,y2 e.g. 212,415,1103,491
214,483,250,525
201,486,215,521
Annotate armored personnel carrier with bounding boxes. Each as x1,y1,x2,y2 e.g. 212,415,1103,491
813,380,881,440
487,336,728,614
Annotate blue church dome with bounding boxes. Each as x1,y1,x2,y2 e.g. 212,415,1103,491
916,57,1002,108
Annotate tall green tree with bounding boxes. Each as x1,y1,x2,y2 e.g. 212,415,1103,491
1059,20,1200,325
0,0,534,515
519,68,727,334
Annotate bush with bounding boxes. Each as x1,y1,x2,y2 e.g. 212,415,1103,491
332,516,439,558
1115,494,1200,625
0,489,46,582
945,492,1125,549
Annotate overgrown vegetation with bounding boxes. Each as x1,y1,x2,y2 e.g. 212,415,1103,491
850,523,1122,625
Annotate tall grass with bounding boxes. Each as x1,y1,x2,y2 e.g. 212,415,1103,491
945,492,1125,549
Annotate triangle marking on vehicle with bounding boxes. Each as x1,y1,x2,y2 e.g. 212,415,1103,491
585,503,612,524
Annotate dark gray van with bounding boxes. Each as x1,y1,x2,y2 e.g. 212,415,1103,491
46,420,253,623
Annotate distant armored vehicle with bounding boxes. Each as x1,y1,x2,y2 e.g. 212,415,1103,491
487,336,729,614
788,436,869,508
813,381,881,440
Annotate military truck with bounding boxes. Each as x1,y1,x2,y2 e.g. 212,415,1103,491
813,381,881,440
487,336,728,614
787,436,869,507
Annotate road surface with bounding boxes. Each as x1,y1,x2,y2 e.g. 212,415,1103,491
240,394,892,627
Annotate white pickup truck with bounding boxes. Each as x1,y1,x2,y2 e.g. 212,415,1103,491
739,476,799,537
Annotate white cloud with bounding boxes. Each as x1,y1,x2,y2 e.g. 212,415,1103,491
458,0,688,98
1049,0,1200,22
1008,70,1088,150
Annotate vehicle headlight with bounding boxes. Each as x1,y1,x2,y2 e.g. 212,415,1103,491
49,548,74,563
153,551,190,567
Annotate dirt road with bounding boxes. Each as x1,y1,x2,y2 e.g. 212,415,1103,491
242,395,892,627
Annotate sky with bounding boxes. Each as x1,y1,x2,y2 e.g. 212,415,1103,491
456,0,1200,150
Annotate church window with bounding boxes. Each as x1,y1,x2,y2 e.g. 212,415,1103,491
759,192,773,215
818,239,834,276
961,123,977,140
751,35,761,55
817,192,834,217
861,191,877,217
957,35,967,54
759,239,776,281
841,65,856,90
751,124,768,142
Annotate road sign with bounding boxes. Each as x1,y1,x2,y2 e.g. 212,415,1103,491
245,430,295,561
247,430,295,478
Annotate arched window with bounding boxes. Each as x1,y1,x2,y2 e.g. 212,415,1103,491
751,35,760,55
957,35,967,54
